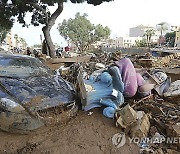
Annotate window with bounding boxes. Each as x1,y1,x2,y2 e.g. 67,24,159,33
177,37,179,40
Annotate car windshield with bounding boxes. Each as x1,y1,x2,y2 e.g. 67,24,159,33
0,56,54,78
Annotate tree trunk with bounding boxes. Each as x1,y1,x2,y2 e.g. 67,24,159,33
42,2,63,58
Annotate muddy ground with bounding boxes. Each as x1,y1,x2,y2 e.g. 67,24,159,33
0,109,139,154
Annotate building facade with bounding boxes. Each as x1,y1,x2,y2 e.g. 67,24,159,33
175,31,180,48
129,25,154,37
0,31,28,52
104,37,143,48
130,25,161,44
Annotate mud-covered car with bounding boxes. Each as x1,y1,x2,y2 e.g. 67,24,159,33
0,54,78,133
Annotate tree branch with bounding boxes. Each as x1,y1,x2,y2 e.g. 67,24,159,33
48,2,63,29
30,2,49,24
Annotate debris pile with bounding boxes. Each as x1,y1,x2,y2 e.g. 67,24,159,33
52,50,180,153
137,53,180,68
131,95,180,153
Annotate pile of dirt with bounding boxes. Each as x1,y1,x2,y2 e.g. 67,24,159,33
0,109,139,154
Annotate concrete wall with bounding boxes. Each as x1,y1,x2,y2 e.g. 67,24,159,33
101,47,150,55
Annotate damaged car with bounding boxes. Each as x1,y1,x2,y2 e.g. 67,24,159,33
0,54,78,133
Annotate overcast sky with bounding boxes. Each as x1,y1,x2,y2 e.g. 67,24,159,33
11,0,180,46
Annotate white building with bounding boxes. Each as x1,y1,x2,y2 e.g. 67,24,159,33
171,26,180,48
129,25,154,37
123,36,142,47
130,25,161,43
6,32,27,52
107,37,123,48
107,37,143,48
1,31,14,51
175,31,180,48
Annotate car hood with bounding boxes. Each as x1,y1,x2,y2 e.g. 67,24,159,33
0,75,75,111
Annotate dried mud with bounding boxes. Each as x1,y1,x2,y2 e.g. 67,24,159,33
0,109,139,154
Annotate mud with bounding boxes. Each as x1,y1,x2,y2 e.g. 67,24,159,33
0,109,139,154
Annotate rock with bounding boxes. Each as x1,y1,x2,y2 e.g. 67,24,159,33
130,111,150,138
116,104,137,128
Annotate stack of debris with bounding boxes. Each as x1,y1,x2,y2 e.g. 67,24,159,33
115,104,150,137
133,96,179,153
52,50,180,153
113,93,180,153
137,53,180,68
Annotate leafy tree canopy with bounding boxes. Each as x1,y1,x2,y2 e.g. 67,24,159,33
57,12,111,52
0,0,113,57
135,39,146,47
165,31,176,47
156,22,169,36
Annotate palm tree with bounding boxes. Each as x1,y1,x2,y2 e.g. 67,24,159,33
156,22,169,46
14,34,20,48
143,29,155,46
156,22,169,36
19,37,27,49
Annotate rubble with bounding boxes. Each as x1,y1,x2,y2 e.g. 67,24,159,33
166,149,180,154
95,63,106,69
166,123,180,149
130,111,150,138
163,80,180,107
115,104,137,128
154,148,164,154
136,52,180,68
172,123,180,137
54,50,180,153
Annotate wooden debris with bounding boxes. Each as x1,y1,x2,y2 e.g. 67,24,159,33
51,56,92,64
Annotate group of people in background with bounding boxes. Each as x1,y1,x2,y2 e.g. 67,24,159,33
26,47,40,58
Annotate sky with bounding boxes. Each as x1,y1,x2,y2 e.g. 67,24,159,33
11,0,180,47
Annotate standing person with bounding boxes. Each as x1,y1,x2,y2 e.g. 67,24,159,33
33,49,39,58
42,40,48,55
27,47,31,56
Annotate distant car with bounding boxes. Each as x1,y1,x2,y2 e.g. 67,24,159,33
0,54,78,133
